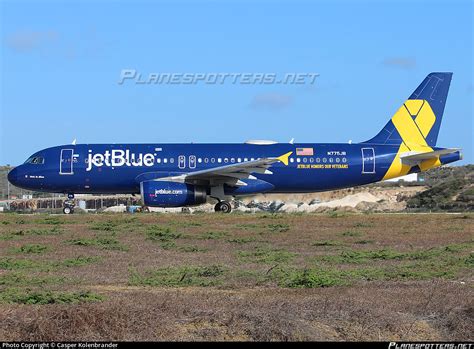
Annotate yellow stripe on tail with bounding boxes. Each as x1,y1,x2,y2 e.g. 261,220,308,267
383,99,441,180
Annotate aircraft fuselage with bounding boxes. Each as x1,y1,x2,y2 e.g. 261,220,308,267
7,142,460,195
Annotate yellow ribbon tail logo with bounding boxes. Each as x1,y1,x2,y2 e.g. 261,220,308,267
383,99,441,180
277,151,293,166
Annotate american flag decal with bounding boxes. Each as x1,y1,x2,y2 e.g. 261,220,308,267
296,148,314,156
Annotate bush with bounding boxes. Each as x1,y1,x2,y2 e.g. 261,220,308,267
0,289,103,304
279,268,344,288
67,236,128,251
11,244,51,254
129,265,226,287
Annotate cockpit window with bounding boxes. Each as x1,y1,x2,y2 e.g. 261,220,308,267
25,157,45,165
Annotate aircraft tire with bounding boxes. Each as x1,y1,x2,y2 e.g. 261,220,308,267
219,201,232,213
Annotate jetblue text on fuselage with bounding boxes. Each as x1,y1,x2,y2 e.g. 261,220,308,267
86,149,156,171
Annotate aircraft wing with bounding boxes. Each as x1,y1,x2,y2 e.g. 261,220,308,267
400,148,460,166
152,151,292,187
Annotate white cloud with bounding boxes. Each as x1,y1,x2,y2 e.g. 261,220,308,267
382,57,416,70
249,93,293,111
5,30,59,53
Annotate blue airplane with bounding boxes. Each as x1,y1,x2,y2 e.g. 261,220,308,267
8,72,462,214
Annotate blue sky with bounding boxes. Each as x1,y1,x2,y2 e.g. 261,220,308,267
1,0,472,165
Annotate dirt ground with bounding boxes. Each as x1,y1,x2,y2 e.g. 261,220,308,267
0,212,472,341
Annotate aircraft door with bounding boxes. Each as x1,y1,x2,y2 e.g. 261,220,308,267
178,155,186,169
60,149,74,175
189,155,196,169
361,148,375,174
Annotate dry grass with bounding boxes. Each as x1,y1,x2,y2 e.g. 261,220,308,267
0,212,472,341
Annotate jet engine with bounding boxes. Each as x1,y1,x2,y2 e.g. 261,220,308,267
140,181,207,207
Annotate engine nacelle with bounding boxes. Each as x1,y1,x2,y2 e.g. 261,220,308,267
140,181,207,207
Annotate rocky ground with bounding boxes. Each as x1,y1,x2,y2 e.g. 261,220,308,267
0,213,472,341
140,185,425,214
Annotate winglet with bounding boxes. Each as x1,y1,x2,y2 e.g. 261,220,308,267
277,151,293,166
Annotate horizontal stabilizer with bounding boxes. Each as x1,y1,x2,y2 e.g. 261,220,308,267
400,148,460,165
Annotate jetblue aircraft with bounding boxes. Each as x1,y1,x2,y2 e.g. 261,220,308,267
8,73,462,214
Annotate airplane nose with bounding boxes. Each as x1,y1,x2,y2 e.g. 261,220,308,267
7,167,18,185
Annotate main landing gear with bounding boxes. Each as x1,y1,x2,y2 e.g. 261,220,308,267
214,201,232,213
63,193,76,214
210,186,232,213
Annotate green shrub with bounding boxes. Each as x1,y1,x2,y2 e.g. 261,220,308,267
267,223,290,233
312,240,342,247
465,253,474,266
0,289,103,304
90,221,118,231
129,265,226,287
277,268,344,288
11,244,51,254
146,226,182,242
38,217,64,225
340,231,362,237
237,247,295,264
61,256,101,267
227,237,257,244
67,236,128,251
0,258,47,271
198,231,228,240
0,272,65,286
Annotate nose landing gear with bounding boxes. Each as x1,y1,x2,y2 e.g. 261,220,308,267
63,193,75,214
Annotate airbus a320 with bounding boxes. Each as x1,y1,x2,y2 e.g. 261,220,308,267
8,73,462,214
